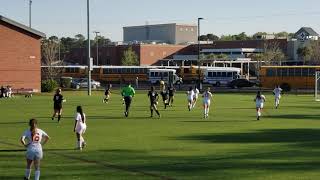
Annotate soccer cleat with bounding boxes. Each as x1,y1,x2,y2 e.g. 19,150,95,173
51,117,54,121
24,177,29,180
82,142,86,149
257,116,260,120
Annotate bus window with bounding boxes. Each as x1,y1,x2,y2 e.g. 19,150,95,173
212,72,217,77
309,68,315,77
266,68,275,77
164,72,168,77
227,72,232,77
302,68,308,76
288,68,295,76
217,72,222,77
151,72,155,77
155,72,159,77
295,68,302,77
222,72,227,77
280,68,288,77
208,72,213,77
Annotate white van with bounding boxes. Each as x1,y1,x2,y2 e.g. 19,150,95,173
148,69,179,85
202,67,241,86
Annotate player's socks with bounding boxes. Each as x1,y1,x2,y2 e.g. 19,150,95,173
77,141,82,150
150,109,153,117
156,110,160,116
58,115,61,122
35,170,40,180
25,169,31,179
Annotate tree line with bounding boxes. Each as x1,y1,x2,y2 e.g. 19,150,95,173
199,32,295,41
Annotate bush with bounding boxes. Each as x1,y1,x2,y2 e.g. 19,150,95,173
41,79,58,92
60,77,72,88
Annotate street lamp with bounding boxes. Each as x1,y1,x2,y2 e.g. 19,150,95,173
197,17,204,90
87,0,92,96
93,31,100,65
29,0,32,27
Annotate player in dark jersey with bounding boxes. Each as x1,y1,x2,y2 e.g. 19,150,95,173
103,84,112,103
168,84,176,106
148,86,160,118
51,88,64,122
160,88,169,109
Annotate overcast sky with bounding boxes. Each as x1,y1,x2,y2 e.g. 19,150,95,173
1,0,320,41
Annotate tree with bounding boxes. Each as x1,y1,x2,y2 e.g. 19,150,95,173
206,34,219,41
252,41,286,66
297,46,312,64
309,40,320,65
41,38,62,80
121,47,139,66
74,34,86,48
199,35,208,41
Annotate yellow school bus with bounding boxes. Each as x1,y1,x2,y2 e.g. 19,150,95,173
260,66,320,89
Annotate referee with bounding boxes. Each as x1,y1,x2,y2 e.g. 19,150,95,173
121,83,135,117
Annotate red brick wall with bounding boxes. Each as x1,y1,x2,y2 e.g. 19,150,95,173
0,21,42,91
139,44,186,65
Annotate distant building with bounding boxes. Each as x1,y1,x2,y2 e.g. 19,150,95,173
0,15,45,91
294,27,319,41
123,23,197,45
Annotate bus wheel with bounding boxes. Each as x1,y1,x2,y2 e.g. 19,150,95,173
216,82,221,87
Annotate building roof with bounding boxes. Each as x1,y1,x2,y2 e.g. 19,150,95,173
295,27,319,37
123,23,197,29
0,15,45,38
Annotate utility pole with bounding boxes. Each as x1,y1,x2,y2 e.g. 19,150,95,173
87,0,92,96
197,17,204,90
29,0,32,27
93,31,100,65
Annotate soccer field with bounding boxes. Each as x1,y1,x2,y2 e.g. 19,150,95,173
1,91,320,180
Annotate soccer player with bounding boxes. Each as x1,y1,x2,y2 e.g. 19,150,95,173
273,85,282,109
121,83,135,117
73,106,87,150
254,91,266,120
51,88,65,122
160,88,169,109
168,84,176,106
187,87,195,111
192,86,200,108
103,84,112,103
20,119,50,180
159,79,165,92
202,87,213,118
148,86,161,118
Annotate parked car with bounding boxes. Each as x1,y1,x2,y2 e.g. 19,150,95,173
228,79,257,88
74,79,101,89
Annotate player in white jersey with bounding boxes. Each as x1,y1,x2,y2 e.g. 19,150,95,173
254,91,266,120
187,87,195,111
202,87,213,118
20,119,50,180
273,85,282,109
73,106,87,150
192,86,200,108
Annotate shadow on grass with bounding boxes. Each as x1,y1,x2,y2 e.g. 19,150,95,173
268,114,320,120
174,129,320,145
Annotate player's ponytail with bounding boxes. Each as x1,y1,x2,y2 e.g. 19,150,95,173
29,119,37,139
76,106,85,123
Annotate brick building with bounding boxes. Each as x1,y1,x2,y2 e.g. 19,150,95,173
66,44,186,66
0,15,45,92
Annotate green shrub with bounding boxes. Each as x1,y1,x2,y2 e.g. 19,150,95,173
41,79,58,92
60,77,72,88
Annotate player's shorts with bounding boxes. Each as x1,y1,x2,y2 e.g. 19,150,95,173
256,103,264,109
203,99,211,106
187,97,193,102
26,148,43,160
193,95,198,100
54,103,62,110
275,95,281,99
76,123,87,134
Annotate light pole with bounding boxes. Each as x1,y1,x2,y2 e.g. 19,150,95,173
197,17,204,90
93,31,100,65
87,0,92,96
29,0,32,27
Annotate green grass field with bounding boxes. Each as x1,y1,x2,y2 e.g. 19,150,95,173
1,91,320,180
